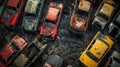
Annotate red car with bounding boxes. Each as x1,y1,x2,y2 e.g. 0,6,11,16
70,0,92,33
0,0,26,26
10,35,28,50
40,2,63,38
0,45,15,67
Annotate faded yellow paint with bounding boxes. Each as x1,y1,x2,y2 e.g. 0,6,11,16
79,0,91,12
79,31,114,67
89,39,108,59
100,3,114,17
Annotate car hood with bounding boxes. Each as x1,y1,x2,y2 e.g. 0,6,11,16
75,17,87,28
71,15,88,31
40,25,56,37
23,17,38,31
2,10,17,25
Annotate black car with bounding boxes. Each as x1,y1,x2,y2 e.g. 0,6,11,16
9,36,48,67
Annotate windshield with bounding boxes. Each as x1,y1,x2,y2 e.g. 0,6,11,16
25,12,36,17
44,19,56,27
75,9,88,17
97,12,109,21
86,51,99,62
7,6,17,12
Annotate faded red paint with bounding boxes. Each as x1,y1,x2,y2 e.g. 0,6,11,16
47,8,59,22
40,2,63,38
0,0,26,26
8,0,19,7
0,45,14,63
11,35,28,50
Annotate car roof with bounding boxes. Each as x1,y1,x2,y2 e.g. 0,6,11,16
78,0,91,12
25,0,39,14
99,3,114,17
46,7,59,22
89,39,109,59
8,0,19,7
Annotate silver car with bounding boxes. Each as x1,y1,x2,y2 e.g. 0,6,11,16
105,51,120,67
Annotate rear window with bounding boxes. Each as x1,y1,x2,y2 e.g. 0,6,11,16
75,9,88,17
97,12,109,21
25,12,36,17
45,19,56,27
86,51,99,62
7,6,18,12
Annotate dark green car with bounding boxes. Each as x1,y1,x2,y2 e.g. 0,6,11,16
0,0,7,17
22,0,45,32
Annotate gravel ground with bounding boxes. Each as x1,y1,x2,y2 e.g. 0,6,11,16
0,0,120,67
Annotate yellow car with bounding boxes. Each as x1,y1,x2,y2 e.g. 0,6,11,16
92,0,116,29
79,31,114,67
